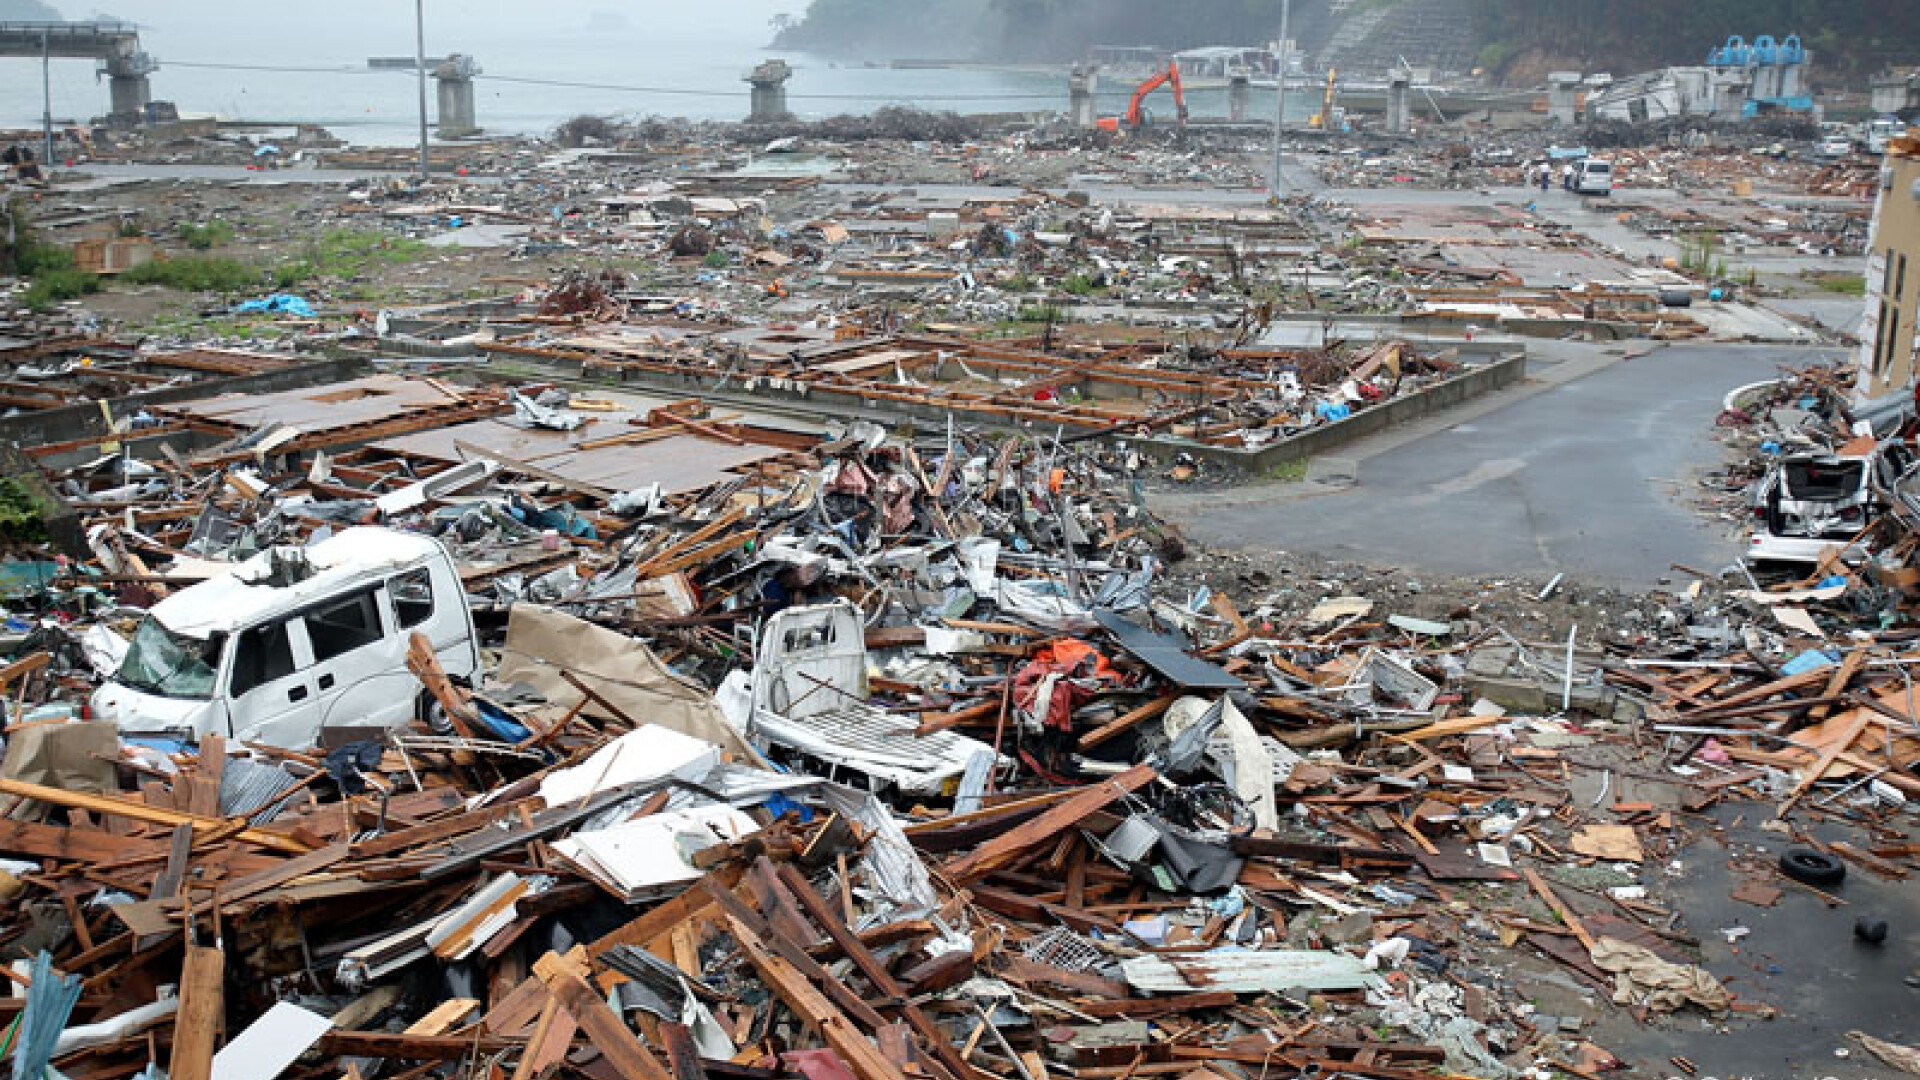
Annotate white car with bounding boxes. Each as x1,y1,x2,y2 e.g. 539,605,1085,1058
1745,447,1910,566
1817,135,1853,159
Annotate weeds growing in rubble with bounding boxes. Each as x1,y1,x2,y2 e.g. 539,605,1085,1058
0,477,51,542
1815,273,1866,296
177,220,237,250
7,205,101,311
21,268,99,311
273,229,429,288
122,256,259,294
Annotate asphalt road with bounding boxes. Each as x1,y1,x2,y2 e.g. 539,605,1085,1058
1156,343,1836,588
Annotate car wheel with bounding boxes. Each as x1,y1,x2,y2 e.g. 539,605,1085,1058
418,692,452,736
1779,848,1845,887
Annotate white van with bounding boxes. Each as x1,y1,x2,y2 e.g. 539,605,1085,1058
1573,158,1614,195
91,527,479,748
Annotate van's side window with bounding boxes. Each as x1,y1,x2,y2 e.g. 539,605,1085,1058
391,568,434,629
306,590,384,662
231,621,295,697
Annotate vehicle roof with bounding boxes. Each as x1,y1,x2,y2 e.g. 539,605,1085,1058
149,527,446,639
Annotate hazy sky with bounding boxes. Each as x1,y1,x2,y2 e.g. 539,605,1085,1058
66,1,798,55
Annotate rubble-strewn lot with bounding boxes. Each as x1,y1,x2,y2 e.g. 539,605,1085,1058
0,110,1914,1080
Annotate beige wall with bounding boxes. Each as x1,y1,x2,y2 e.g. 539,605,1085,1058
1858,136,1920,407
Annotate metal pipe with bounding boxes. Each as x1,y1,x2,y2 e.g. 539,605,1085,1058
414,0,429,178
41,28,52,166
1270,0,1290,194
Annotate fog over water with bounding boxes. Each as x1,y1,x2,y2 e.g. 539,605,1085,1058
0,1,1299,143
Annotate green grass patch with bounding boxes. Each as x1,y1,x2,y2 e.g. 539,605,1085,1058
0,477,52,544
1814,273,1866,296
178,220,237,250
273,228,431,288
122,256,260,294
1060,273,1104,296
1264,458,1310,482
22,268,100,311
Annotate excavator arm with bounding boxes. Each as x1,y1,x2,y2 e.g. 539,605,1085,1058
1123,62,1188,129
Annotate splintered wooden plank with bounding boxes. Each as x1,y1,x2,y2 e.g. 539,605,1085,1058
1779,709,1875,816
169,943,225,1080
512,995,576,1080
539,965,673,1080
1077,694,1178,751
0,779,311,854
944,763,1158,882
713,909,910,1080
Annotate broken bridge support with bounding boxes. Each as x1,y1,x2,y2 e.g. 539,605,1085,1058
1070,65,1097,128
433,54,480,138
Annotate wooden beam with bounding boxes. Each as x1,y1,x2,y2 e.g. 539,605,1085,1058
944,763,1158,883
1523,868,1595,954
1077,694,1178,751
0,779,311,855
539,957,673,1080
167,942,224,1080
1779,709,1876,817
713,907,910,1080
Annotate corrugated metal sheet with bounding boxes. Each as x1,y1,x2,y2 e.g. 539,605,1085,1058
219,756,301,822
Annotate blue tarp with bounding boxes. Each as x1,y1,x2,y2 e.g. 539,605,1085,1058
232,294,316,318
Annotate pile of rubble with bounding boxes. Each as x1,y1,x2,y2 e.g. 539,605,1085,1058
3,356,1920,1080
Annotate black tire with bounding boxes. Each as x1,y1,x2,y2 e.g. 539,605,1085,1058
1780,848,1846,887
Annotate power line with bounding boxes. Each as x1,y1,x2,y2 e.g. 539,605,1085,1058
166,60,386,75
158,60,1070,103
480,73,1051,102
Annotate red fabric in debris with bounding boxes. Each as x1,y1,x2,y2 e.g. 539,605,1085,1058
1013,638,1119,732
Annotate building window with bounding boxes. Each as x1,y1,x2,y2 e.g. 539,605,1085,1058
1874,300,1894,376
1899,254,1909,301
1885,310,1904,377
1889,250,1900,297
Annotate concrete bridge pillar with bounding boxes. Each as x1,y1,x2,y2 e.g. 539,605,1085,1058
433,54,480,137
1547,72,1582,125
1229,72,1251,121
746,59,792,123
1386,72,1410,133
102,47,156,126
1069,65,1097,128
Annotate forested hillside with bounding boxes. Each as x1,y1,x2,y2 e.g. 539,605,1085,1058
773,0,1920,84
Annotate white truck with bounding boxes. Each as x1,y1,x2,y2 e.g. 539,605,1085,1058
746,600,994,797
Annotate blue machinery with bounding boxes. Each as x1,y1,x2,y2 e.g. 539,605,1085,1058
1707,34,1813,117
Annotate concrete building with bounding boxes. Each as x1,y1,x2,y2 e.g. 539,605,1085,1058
1873,72,1920,118
1853,131,1920,429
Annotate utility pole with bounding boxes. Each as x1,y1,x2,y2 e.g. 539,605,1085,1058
415,0,430,179
1270,0,1290,195
41,28,53,166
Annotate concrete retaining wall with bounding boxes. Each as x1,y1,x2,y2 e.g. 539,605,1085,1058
477,348,1525,478
1129,350,1527,473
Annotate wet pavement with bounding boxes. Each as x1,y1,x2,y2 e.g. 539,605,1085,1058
1157,342,1840,587
1599,803,1920,1079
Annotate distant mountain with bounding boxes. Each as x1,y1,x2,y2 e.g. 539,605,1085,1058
0,0,64,19
0,0,62,18
774,0,1920,85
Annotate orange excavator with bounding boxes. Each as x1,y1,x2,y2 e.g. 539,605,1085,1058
1096,62,1188,133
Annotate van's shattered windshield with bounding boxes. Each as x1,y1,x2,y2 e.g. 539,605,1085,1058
116,616,223,700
